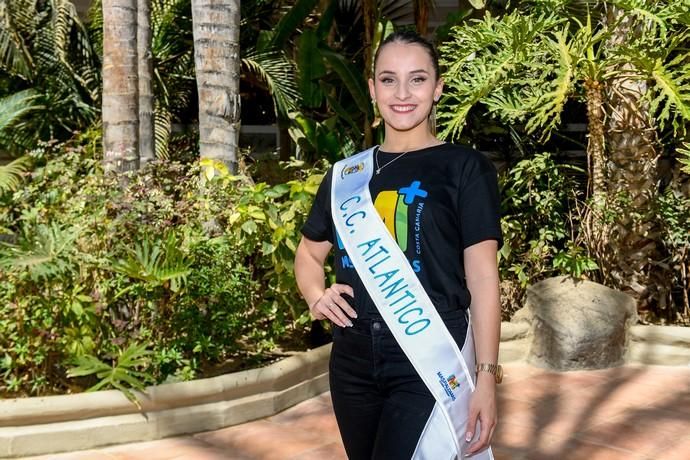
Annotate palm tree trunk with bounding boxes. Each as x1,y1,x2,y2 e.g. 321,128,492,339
584,78,606,199
582,77,612,282
362,0,375,147
414,0,431,36
191,0,241,174
604,5,666,315
138,0,155,166
102,0,139,172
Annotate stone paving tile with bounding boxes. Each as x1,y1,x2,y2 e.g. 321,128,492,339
102,437,238,460
531,437,640,460
310,392,333,407
491,419,564,453
490,446,533,460
285,442,347,460
499,370,611,405
653,434,690,460
578,407,690,457
267,398,341,440
193,419,332,460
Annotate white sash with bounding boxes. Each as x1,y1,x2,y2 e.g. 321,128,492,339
331,148,493,460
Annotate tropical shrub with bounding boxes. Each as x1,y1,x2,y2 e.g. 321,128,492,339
0,132,325,397
498,153,597,318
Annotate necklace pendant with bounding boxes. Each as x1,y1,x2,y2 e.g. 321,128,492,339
376,168,381,175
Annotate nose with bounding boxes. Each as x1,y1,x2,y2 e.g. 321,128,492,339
395,82,411,100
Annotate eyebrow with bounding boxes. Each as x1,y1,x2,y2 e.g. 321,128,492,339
377,69,430,77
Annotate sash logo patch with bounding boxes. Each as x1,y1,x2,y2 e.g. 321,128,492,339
437,371,458,401
340,162,365,178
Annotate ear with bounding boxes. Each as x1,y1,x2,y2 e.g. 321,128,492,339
368,78,376,102
434,78,444,102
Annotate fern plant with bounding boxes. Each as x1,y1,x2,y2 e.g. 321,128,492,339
67,342,154,405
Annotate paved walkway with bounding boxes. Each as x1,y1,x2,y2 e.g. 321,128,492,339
22,363,690,460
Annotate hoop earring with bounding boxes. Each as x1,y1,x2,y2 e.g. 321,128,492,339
429,104,437,136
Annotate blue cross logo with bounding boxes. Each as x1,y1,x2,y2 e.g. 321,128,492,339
399,181,428,205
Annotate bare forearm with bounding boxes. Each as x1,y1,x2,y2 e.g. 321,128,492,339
467,274,501,368
294,240,327,308
463,240,501,378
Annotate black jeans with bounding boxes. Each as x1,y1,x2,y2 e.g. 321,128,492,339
328,310,468,460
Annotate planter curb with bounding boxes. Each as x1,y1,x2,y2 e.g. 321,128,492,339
0,345,331,457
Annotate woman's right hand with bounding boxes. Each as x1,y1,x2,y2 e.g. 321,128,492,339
310,284,357,327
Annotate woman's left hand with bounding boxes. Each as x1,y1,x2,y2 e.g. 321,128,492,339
464,374,497,456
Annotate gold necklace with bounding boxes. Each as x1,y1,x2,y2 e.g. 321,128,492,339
375,148,409,175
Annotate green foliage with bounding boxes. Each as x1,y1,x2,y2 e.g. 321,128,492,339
109,234,192,296
0,222,81,282
656,185,690,319
0,0,100,153
437,1,690,141
657,187,690,250
67,343,154,403
0,134,325,397
0,154,31,193
498,153,597,315
678,142,690,175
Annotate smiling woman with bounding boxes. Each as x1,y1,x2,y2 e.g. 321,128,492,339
368,36,442,145
294,30,502,459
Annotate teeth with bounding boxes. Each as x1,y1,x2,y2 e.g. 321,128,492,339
392,105,415,112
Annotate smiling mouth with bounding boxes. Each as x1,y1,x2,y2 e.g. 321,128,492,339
390,105,416,113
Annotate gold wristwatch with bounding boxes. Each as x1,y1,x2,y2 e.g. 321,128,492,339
476,363,503,384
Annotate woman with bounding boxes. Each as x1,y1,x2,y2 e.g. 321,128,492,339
294,30,502,459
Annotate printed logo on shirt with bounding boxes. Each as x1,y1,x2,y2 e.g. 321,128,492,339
374,180,427,271
338,180,428,272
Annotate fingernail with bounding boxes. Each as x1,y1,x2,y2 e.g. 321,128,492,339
465,432,473,442
347,321,353,327
352,313,358,318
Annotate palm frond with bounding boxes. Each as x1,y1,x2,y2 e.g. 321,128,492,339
0,155,31,193
242,50,299,118
268,0,319,50
0,6,33,78
0,89,40,131
678,142,690,175
154,108,172,160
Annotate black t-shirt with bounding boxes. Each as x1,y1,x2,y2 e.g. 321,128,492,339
301,143,502,319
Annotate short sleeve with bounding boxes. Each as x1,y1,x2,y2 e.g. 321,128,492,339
301,168,334,243
458,167,503,250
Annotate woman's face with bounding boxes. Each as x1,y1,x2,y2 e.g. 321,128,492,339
369,41,443,136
